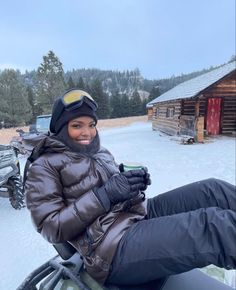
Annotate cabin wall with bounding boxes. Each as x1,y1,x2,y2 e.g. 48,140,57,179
182,99,206,116
152,100,181,135
203,72,236,135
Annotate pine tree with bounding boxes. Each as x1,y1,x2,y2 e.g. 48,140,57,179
0,69,31,127
27,86,36,123
110,92,123,118
26,85,43,123
90,79,109,119
129,90,142,116
148,85,161,102
77,77,86,90
141,99,148,115
67,76,75,89
36,50,66,113
120,94,130,117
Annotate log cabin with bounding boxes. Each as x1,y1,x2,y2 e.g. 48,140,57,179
147,61,236,142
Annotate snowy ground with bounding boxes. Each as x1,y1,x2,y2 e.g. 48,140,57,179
0,121,235,289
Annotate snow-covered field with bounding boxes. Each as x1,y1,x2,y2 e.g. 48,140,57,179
0,121,235,289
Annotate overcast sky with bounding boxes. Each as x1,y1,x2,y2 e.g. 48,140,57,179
0,0,235,79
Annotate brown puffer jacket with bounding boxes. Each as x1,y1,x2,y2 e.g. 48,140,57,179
25,136,147,284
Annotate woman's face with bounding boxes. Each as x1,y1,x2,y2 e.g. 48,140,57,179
68,116,97,146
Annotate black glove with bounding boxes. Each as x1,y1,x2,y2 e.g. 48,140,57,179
94,169,147,210
119,163,151,187
143,168,151,187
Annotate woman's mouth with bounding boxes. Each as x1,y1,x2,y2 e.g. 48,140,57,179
77,139,91,145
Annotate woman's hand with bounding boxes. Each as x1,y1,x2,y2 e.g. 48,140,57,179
94,169,149,208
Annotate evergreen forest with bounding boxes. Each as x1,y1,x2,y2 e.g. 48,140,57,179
0,50,234,127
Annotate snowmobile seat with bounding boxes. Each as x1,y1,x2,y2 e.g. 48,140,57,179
51,242,167,289
17,241,234,290
53,242,77,260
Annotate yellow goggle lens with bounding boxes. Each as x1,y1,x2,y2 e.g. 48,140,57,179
63,90,94,105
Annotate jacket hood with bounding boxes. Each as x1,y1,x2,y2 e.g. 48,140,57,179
32,135,67,155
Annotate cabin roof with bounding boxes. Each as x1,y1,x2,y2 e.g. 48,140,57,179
147,61,236,106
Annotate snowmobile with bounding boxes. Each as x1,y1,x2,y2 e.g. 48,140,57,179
10,114,52,155
0,144,25,209
10,128,33,155
17,241,234,290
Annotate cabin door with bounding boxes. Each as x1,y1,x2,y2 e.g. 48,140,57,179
206,98,222,135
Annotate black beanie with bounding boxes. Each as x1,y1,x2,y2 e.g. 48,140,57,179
51,101,98,134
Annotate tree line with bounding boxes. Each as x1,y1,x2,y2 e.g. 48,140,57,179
1,50,234,128
0,51,158,127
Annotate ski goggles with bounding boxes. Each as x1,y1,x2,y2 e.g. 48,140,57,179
62,89,98,112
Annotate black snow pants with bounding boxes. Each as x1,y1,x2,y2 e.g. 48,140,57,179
107,178,236,285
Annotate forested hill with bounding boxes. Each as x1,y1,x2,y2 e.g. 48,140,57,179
63,65,223,97
24,62,229,98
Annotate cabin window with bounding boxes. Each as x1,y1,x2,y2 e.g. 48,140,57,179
166,107,175,118
154,107,159,118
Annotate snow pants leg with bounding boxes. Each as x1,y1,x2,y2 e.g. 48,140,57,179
107,178,236,285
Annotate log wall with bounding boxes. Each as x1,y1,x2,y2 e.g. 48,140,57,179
152,100,181,135
203,71,236,135
182,98,206,116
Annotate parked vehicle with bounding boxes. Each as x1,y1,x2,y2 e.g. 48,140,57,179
10,114,52,155
17,242,233,290
10,129,31,155
35,114,51,134
0,144,24,209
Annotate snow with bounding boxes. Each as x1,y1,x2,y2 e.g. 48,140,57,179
0,121,235,289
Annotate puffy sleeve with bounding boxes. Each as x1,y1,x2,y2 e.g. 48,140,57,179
25,158,106,244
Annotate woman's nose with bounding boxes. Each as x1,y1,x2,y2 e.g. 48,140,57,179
81,127,90,136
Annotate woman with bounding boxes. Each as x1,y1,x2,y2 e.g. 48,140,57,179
25,88,236,286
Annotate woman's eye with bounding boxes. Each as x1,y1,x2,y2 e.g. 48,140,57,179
72,124,81,128
90,124,96,128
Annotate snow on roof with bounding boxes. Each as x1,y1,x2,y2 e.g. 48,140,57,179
148,61,236,106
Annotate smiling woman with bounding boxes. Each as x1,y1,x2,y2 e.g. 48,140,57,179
49,90,100,154
68,117,97,145
23,88,236,289
59,115,101,154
